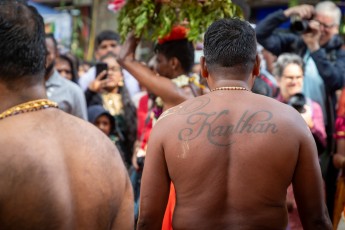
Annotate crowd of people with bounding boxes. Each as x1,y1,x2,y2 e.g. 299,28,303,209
1,0,345,229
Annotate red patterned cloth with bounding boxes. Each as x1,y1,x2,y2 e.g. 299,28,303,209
335,116,345,139
136,94,153,149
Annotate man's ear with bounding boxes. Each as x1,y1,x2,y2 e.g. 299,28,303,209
170,57,180,70
253,54,261,77
200,56,209,79
249,54,260,90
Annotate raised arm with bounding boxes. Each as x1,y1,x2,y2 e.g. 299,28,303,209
255,10,297,56
292,124,332,230
255,5,314,56
117,33,189,109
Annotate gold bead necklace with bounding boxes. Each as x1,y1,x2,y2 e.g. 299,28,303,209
211,86,249,92
0,99,58,120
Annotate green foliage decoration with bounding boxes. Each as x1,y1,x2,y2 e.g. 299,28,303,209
117,0,243,42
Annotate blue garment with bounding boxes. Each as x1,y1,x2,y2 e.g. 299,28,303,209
303,50,327,123
130,169,142,221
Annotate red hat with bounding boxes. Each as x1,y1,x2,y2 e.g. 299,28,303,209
157,25,189,44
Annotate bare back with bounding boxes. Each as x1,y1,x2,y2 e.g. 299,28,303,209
0,109,133,230
139,91,328,230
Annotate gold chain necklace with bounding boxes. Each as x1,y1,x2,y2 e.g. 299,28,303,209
0,99,58,120
211,86,249,92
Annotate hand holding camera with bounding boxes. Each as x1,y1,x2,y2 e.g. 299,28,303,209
288,93,314,128
300,104,314,129
286,5,315,33
284,4,315,21
301,20,321,51
285,5,322,51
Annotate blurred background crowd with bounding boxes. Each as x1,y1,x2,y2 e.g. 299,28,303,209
27,0,345,229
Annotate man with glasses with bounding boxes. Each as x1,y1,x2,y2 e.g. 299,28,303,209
256,0,345,221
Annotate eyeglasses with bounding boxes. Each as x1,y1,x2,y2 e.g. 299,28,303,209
313,19,336,29
108,66,122,72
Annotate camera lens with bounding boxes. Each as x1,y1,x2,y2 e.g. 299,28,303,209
288,93,306,113
290,15,310,33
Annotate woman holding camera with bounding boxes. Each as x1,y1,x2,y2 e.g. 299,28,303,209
274,53,326,150
273,53,326,230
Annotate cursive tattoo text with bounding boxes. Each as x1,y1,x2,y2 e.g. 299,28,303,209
178,110,278,146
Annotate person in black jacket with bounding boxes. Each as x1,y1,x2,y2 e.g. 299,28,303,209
255,1,345,220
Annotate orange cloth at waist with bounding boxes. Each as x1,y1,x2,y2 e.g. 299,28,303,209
162,183,176,230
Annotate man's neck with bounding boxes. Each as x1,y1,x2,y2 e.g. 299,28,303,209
0,84,47,113
44,68,54,82
171,70,187,79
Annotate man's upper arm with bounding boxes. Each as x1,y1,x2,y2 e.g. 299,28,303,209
292,129,332,230
137,124,171,230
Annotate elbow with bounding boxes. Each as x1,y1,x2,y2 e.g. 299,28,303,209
314,216,332,230
136,217,161,230
302,217,332,230
136,220,146,230
136,220,149,230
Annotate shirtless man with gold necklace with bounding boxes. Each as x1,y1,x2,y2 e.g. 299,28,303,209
0,1,133,229
136,18,332,230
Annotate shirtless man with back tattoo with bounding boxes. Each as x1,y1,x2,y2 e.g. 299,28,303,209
137,18,332,230
0,1,133,229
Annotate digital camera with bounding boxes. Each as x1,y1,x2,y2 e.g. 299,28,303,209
290,15,311,34
288,93,306,113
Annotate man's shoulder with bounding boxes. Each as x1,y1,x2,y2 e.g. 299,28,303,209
48,112,119,158
156,95,206,122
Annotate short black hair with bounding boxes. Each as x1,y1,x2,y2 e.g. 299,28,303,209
0,0,46,89
154,39,195,73
95,30,120,49
204,18,257,74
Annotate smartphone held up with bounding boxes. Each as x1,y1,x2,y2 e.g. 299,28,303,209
95,62,108,80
